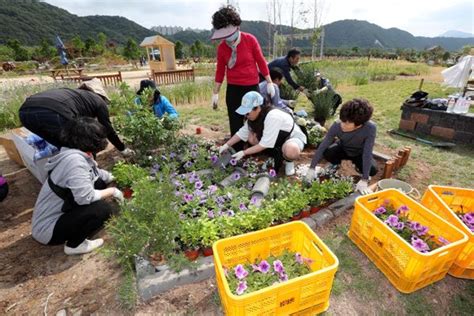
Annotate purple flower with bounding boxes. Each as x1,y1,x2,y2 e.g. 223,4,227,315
279,272,288,282
208,185,218,194
230,158,237,166
210,155,218,163
231,172,241,181
396,205,409,215
463,213,474,225
174,190,181,197
396,222,405,231
170,152,177,159
269,169,277,177
234,264,248,280
227,210,235,217
179,213,186,220
409,221,421,231
216,196,226,205
242,161,249,168
411,236,430,253
374,207,387,215
438,236,450,245
239,203,247,211
190,144,198,150
295,253,303,264
194,189,204,197
384,215,399,227
273,260,284,274
236,280,247,295
184,161,193,169
258,260,270,273
183,194,194,203
195,180,203,190
172,179,181,187
208,210,215,218
250,196,258,205
191,151,198,158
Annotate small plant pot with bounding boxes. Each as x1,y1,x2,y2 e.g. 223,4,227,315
310,205,322,214
123,187,133,199
184,249,199,261
291,212,302,221
196,127,202,134
202,247,214,257
301,209,311,218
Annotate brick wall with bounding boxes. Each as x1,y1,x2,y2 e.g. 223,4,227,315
399,106,474,144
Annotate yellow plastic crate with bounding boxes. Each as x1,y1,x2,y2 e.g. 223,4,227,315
348,189,468,293
421,185,474,279
212,222,339,316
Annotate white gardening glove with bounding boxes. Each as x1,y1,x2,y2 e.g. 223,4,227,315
212,93,219,110
105,172,115,184
218,143,229,154
231,150,245,161
304,166,323,183
120,148,135,157
356,179,373,195
112,188,124,202
288,100,297,108
315,89,322,95
266,82,275,98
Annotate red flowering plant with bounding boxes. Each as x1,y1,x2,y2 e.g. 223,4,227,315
373,200,451,253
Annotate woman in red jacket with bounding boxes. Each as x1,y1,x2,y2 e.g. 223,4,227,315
211,5,274,150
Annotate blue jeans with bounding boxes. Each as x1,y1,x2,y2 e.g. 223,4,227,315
19,107,69,148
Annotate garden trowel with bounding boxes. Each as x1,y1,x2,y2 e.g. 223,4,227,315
213,147,236,169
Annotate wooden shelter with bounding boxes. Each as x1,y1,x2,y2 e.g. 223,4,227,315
140,35,176,72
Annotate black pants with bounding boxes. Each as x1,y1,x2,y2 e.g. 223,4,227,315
226,84,258,151
19,107,68,148
323,143,377,177
48,179,113,248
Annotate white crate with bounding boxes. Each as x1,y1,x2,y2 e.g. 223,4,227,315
11,128,54,183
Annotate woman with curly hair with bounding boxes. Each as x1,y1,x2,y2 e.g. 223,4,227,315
210,5,274,150
306,98,377,194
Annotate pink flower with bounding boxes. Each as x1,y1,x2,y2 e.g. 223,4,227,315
258,260,270,273
411,236,430,253
273,260,284,274
234,264,248,280
396,222,405,231
396,205,409,215
269,169,277,177
384,215,399,227
236,280,247,295
295,253,303,264
374,207,387,215
279,272,288,282
463,213,474,225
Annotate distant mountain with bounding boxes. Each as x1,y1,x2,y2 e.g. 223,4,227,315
0,0,154,45
439,30,474,38
0,0,472,53
169,19,473,52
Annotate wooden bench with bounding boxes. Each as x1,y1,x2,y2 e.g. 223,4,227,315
56,71,123,87
152,68,194,85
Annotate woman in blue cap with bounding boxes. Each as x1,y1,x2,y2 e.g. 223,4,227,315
218,91,306,176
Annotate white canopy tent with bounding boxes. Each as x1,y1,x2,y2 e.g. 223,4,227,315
441,55,474,91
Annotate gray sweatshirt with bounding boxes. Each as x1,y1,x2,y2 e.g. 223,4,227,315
310,121,376,179
31,148,112,245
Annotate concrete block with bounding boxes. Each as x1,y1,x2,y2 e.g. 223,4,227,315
411,113,429,124
328,192,360,217
137,256,215,301
431,126,455,140
301,217,316,230
310,209,334,228
399,119,416,131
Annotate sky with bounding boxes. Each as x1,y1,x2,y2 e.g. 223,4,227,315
42,0,474,37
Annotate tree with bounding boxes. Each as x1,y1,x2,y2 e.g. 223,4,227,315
85,37,97,56
0,45,15,61
71,35,85,57
123,38,141,66
175,40,184,59
32,39,55,62
6,39,30,61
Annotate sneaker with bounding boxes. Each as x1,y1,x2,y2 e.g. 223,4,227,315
64,238,104,255
284,161,295,176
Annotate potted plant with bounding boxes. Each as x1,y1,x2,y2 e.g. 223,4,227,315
112,161,149,199
180,220,202,261
199,220,219,257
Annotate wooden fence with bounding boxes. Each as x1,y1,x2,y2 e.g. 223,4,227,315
54,71,123,87
152,68,194,85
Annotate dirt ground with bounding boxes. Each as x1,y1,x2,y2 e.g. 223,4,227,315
0,70,469,315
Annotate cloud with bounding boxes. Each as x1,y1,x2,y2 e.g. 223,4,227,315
41,0,473,37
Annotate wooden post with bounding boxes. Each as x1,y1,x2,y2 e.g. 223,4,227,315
400,146,411,167
382,160,395,179
393,154,403,170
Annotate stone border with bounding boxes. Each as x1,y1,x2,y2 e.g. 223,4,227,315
135,192,360,301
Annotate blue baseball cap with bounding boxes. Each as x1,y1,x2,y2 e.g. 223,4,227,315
236,91,264,115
